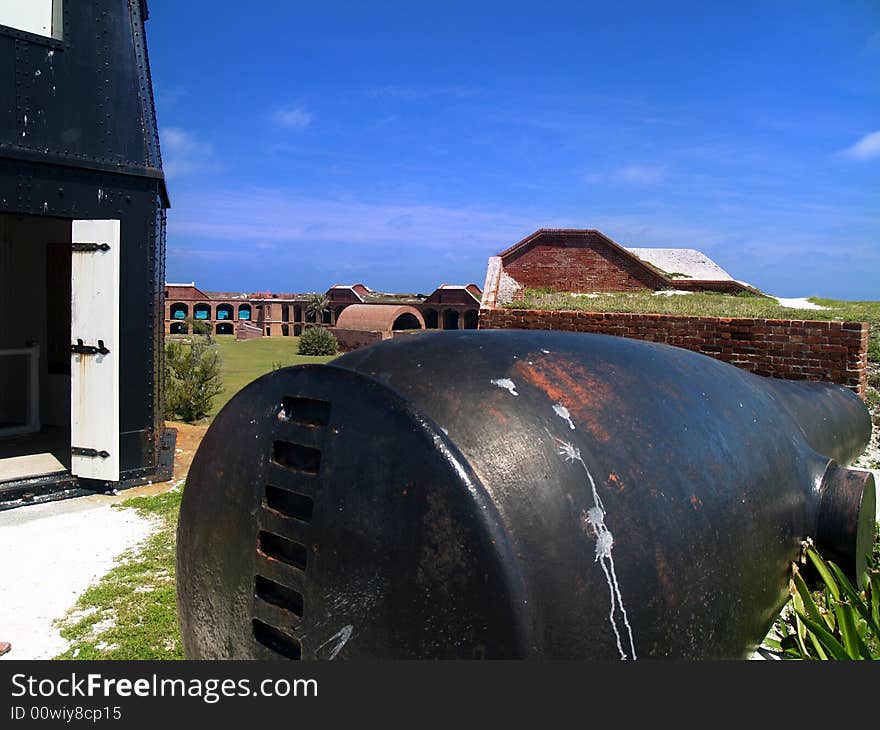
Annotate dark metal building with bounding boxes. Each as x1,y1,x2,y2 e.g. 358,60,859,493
0,1,172,507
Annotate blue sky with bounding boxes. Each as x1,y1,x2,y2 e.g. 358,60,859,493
148,1,879,298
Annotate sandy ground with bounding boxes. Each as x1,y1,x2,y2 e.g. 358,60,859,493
772,296,828,310
0,499,156,659
0,421,208,660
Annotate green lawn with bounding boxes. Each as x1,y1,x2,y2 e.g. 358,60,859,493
209,335,337,417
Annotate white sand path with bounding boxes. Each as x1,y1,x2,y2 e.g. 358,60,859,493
0,496,155,660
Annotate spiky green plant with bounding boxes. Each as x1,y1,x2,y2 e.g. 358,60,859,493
766,542,879,659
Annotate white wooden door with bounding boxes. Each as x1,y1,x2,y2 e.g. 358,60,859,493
70,220,120,481
0,1,54,38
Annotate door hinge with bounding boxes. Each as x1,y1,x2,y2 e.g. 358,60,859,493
72,447,111,459
71,339,111,356
71,242,111,253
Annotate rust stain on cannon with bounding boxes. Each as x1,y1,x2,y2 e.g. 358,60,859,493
511,357,615,443
607,472,625,492
654,545,679,609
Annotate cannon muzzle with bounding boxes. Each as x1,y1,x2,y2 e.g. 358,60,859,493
177,330,875,659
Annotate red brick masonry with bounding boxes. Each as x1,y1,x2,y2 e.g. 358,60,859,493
480,309,869,397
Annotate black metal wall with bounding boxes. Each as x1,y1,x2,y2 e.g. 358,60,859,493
0,0,168,481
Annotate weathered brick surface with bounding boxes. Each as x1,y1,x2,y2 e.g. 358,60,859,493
503,231,665,292
479,308,869,396
332,328,384,352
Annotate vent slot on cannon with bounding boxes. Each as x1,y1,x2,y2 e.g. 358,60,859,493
252,619,302,660
265,485,314,522
259,530,308,571
255,575,304,617
279,396,331,427
272,441,321,475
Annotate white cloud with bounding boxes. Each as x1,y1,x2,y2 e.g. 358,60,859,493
167,187,560,252
366,85,478,101
585,165,666,185
160,127,219,178
273,105,313,130
840,130,880,161
613,165,666,183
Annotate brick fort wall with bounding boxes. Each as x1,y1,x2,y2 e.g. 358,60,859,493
480,308,869,396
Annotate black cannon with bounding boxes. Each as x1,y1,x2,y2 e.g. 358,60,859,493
176,330,875,659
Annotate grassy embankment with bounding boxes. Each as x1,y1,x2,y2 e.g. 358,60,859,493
54,335,337,659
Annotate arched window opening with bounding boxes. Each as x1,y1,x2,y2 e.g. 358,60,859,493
216,303,234,321
392,313,422,331
194,303,211,321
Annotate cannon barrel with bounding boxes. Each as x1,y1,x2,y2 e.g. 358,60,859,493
177,330,875,659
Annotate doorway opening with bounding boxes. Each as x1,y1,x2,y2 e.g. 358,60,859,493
0,213,72,487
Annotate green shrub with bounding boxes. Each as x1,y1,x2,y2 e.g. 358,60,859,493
297,326,338,356
766,542,880,659
164,339,224,422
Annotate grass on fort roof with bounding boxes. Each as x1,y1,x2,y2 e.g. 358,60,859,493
507,290,880,363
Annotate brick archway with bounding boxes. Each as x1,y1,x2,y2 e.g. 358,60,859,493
336,304,425,334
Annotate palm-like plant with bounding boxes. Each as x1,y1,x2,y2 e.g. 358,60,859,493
306,293,330,324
